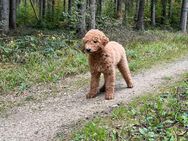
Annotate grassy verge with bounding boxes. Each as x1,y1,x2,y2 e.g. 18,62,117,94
0,30,188,94
68,73,188,141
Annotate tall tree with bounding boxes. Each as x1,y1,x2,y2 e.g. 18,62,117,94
122,0,129,26
135,0,145,30
68,0,72,16
90,0,96,29
0,0,9,33
9,0,17,29
134,0,140,21
161,0,167,24
63,0,66,12
168,0,173,19
96,0,102,16
116,0,122,18
180,0,188,32
39,0,43,19
77,0,86,37
52,0,55,17
42,0,46,17
151,0,156,26
30,0,39,21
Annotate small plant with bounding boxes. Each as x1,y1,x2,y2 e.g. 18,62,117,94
0,30,188,93
73,119,108,141
70,74,188,140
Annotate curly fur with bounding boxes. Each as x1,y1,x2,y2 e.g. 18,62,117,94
83,29,133,100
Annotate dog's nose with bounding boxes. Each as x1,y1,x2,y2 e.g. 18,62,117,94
86,48,91,52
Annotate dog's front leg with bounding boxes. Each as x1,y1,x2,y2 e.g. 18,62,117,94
86,72,101,99
104,70,115,100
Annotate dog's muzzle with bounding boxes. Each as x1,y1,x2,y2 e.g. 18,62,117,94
85,48,92,53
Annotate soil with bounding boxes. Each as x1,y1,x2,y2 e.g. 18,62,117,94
0,55,188,141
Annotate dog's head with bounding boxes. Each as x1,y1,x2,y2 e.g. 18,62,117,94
82,29,109,54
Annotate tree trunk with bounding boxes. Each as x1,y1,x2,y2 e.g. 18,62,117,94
180,0,188,32
30,0,39,21
161,0,167,24
0,0,9,33
168,0,173,19
151,0,156,26
63,0,66,12
9,0,17,29
39,0,43,19
135,0,145,30
77,0,86,37
122,0,129,26
116,0,122,18
42,0,46,17
90,0,96,29
52,0,55,16
68,0,72,16
96,0,102,16
134,0,140,21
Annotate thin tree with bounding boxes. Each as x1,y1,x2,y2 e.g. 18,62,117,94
9,0,17,29
63,0,66,12
0,0,9,33
116,0,122,18
134,0,140,21
90,0,96,29
39,0,43,19
135,0,145,30
30,0,39,21
96,0,102,17
180,0,188,32
151,0,156,26
68,0,72,16
52,0,55,17
161,0,167,24
122,0,129,26
42,0,46,17
77,0,86,37
168,0,173,19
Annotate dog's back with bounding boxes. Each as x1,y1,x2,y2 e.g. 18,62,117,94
104,41,126,65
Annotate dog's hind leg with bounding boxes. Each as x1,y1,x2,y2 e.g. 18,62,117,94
117,57,133,88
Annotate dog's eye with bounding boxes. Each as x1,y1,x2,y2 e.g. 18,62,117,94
93,40,98,43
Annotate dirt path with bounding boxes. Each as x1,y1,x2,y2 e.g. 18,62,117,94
0,55,188,141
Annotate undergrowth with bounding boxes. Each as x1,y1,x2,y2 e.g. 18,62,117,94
70,73,188,141
0,29,188,94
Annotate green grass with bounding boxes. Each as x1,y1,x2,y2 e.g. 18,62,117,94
127,31,188,72
0,30,188,94
69,73,188,141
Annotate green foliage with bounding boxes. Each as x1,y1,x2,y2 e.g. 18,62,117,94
0,30,188,93
71,74,188,140
127,31,188,72
73,119,108,141
17,0,38,25
0,31,87,93
103,0,116,18
14,0,186,30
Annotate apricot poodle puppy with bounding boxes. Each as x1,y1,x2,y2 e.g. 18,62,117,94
83,29,133,100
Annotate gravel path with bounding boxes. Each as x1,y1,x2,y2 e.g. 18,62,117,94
0,55,188,141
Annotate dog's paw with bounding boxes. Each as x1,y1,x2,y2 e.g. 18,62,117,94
86,93,97,99
105,94,114,100
127,83,134,88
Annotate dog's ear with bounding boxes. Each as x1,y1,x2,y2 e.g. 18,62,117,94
82,37,86,42
101,36,109,46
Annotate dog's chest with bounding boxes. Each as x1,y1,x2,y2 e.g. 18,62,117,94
89,53,113,73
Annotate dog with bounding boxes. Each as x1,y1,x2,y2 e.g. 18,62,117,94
82,29,133,100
